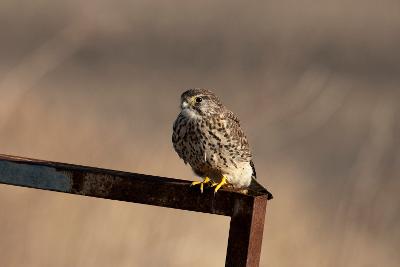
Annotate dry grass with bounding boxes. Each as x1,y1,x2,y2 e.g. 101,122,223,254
0,1,399,266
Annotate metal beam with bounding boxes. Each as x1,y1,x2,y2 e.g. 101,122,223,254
0,154,271,266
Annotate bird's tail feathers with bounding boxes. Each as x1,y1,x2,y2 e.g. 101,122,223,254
249,160,273,199
249,178,273,200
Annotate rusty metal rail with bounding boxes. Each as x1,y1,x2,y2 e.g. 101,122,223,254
0,154,271,267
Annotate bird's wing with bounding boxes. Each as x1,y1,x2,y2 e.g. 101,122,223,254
250,160,257,179
222,110,252,161
225,110,241,124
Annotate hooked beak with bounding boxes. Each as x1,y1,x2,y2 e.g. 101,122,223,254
181,98,195,109
181,101,189,109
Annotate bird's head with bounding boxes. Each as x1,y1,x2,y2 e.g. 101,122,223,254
180,88,223,118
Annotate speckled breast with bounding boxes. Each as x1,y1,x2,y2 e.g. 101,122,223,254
173,113,234,175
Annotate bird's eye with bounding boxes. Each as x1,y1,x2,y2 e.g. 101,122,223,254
195,97,203,103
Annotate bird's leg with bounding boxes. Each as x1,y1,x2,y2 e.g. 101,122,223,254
211,175,227,194
191,177,212,193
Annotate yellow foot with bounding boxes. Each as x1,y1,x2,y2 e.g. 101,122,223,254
191,177,211,193
210,176,227,194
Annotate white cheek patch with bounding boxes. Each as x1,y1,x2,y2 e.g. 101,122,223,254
181,108,201,120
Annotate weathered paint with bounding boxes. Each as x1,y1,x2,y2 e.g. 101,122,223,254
0,161,71,192
0,154,271,267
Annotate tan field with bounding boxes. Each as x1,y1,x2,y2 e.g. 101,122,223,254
0,1,399,266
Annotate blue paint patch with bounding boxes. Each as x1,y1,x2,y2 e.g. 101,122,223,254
0,161,71,192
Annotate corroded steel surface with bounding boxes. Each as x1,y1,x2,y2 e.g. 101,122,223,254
226,195,268,267
0,154,271,266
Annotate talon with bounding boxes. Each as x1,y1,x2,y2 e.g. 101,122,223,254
191,177,211,193
214,176,227,194
191,181,202,186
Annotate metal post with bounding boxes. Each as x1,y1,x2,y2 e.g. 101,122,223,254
0,154,271,266
226,196,267,267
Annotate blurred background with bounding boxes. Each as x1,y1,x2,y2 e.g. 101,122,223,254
0,0,399,266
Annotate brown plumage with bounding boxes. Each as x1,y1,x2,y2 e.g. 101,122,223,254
172,88,272,198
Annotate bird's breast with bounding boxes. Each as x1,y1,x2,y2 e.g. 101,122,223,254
173,113,248,177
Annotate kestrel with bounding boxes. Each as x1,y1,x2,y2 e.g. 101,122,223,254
172,88,272,198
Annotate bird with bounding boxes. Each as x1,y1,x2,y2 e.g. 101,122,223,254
172,88,272,198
